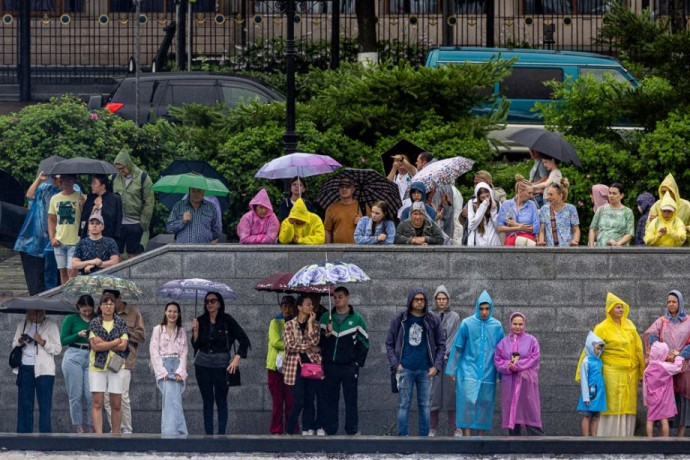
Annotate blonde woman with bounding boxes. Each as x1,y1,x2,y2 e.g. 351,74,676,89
497,174,540,246
537,178,580,247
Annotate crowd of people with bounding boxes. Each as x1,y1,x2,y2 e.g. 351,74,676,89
11,284,690,438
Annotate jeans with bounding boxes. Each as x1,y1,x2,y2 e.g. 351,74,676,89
323,363,359,435
195,365,229,434
397,368,431,436
19,252,45,296
17,365,54,433
157,356,188,435
287,371,320,434
268,369,294,434
44,248,58,290
61,347,92,427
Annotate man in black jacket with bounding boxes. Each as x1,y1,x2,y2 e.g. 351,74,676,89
319,287,369,435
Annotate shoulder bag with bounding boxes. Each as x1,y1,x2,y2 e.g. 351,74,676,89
225,316,241,387
9,320,28,369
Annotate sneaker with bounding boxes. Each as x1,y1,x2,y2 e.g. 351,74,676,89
301,430,315,436
122,429,133,434
316,428,326,436
454,428,464,437
428,429,437,437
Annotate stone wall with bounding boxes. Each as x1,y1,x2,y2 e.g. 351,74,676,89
1,244,687,436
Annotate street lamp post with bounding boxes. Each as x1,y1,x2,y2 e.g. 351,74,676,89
277,0,299,155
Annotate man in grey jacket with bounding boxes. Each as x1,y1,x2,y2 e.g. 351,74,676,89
385,287,445,436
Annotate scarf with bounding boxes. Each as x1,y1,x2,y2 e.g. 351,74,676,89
90,314,129,369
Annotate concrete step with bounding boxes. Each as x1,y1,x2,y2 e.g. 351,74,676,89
0,254,28,302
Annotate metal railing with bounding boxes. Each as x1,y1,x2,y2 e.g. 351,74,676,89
0,0,679,85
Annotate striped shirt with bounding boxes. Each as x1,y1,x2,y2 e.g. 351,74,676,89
166,199,221,243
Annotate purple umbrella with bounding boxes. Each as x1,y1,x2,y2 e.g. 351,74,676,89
157,278,236,315
255,153,341,180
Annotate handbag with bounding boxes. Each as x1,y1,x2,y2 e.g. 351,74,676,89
300,362,323,380
107,352,125,373
9,345,24,369
515,235,536,246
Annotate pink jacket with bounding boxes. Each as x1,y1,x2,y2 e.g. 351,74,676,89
237,189,280,244
149,324,188,380
644,341,684,421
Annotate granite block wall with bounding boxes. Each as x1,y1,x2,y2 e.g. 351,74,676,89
1,244,687,436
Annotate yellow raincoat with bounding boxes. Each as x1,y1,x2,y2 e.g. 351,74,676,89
278,198,325,245
646,174,690,245
643,192,687,247
576,293,644,416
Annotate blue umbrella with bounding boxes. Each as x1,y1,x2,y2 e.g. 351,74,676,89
288,257,370,321
157,278,236,315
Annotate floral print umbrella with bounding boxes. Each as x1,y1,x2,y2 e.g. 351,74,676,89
407,156,475,193
288,260,370,320
62,274,143,299
157,278,237,315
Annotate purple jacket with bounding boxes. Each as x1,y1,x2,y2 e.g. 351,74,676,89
385,287,446,372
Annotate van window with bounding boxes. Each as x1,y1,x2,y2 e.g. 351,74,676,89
500,67,563,100
220,85,270,108
161,81,218,106
580,67,632,85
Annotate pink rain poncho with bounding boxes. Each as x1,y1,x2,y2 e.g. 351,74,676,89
644,341,684,421
236,188,280,244
494,313,542,430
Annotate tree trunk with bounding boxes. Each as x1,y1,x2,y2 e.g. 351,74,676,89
356,0,377,53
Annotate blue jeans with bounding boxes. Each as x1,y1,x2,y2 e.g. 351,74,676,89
61,347,92,427
17,365,54,433
157,356,188,435
397,368,431,436
44,248,58,291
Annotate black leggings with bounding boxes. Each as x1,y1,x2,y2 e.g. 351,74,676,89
195,365,229,434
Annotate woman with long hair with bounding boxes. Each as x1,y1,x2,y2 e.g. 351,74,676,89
60,294,95,433
588,183,634,247
467,182,500,246
88,292,129,434
192,291,251,434
537,178,580,246
13,308,61,433
150,301,188,435
354,200,396,244
277,176,318,221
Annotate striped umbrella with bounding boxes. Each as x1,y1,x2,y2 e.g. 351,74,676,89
315,168,403,212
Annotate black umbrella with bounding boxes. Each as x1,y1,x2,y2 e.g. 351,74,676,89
379,138,427,175
316,168,403,212
157,160,231,211
45,157,118,175
0,201,27,249
38,155,65,176
0,297,78,315
507,128,581,167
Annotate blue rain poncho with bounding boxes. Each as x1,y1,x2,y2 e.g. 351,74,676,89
445,290,505,430
13,182,59,258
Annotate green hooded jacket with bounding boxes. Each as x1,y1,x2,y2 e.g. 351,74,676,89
112,149,154,229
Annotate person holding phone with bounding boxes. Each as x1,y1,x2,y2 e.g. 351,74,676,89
12,309,61,433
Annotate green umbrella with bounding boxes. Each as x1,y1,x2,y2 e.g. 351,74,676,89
151,172,230,197
61,274,143,300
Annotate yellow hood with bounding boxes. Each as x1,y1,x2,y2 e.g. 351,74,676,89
659,191,678,221
288,198,311,223
605,292,630,324
659,173,681,204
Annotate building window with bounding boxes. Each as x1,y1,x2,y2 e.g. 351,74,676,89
389,0,440,13
454,0,486,13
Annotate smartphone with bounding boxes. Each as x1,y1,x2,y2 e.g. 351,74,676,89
21,333,34,343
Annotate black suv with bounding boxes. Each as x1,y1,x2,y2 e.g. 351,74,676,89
88,72,284,124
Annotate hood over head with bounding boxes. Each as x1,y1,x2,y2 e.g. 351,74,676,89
659,192,677,219
113,148,137,173
406,287,428,312
287,198,311,223
649,341,670,362
473,181,495,202
591,184,609,212
605,292,630,323
636,192,656,215
249,188,275,215
474,290,494,320
659,173,681,203
409,182,428,202
509,311,526,333
409,200,432,222
584,331,605,358
433,285,451,311
666,289,686,321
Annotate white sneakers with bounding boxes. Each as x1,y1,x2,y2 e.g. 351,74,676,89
316,428,326,436
454,428,464,437
428,429,437,437
302,429,315,436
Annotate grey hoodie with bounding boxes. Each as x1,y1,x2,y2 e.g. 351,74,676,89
432,285,461,359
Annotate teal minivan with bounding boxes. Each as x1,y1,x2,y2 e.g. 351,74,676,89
425,47,638,123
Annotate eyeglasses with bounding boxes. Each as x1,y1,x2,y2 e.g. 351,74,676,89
100,302,115,307
205,298,219,305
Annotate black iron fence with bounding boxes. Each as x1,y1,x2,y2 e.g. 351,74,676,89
0,0,682,84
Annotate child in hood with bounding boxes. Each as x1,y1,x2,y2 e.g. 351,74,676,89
576,331,607,436
237,189,280,244
278,198,325,245
643,192,687,247
644,341,684,437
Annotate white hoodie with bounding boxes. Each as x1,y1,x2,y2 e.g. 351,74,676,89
467,182,501,246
